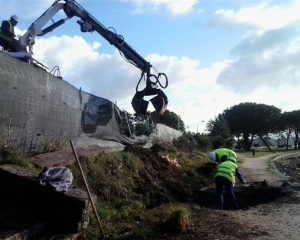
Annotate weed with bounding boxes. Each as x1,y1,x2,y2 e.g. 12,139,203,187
43,141,64,153
84,199,145,239
70,146,145,240
98,199,145,222
0,143,37,173
71,151,142,200
71,145,209,239
164,206,191,233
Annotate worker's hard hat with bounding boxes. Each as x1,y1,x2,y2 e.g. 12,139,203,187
228,156,237,163
10,15,18,23
208,152,216,162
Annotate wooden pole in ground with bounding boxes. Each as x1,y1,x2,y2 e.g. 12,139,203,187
70,140,105,239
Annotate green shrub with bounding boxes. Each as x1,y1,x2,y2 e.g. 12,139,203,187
0,144,36,172
43,141,64,153
85,199,145,239
173,132,211,152
164,206,191,233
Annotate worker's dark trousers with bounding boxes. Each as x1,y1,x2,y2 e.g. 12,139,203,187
0,37,18,52
215,176,238,209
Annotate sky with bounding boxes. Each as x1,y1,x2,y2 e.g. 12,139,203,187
1,0,300,132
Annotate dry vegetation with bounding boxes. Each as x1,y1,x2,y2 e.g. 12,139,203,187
69,144,212,239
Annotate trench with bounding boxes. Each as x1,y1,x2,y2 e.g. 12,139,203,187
187,155,300,210
137,161,291,210
193,181,287,209
139,180,288,211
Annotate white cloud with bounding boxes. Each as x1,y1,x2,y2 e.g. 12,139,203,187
217,26,300,93
241,85,300,112
203,1,300,132
213,0,300,31
31,34,229,131
31,24,300,133
34,35,100,74
34,35,147,102
125,0,199,15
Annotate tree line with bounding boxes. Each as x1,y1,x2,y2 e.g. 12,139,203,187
119,109,185,137
208,102,300,151
120,102,299,152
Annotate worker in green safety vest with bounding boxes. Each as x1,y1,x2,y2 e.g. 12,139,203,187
214,156,246,209
208,148,237,164
0,15,19,52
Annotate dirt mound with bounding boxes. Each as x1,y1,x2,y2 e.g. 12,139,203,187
108,150,300,240
125,145,214,207
14,147,300,239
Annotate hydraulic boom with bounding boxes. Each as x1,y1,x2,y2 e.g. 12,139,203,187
18,0,168,114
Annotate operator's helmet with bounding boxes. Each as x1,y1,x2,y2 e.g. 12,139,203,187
228,156,237,163
10,15,18,23
208,151,216,162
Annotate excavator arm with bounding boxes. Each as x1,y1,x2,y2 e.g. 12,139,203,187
18,0,168,115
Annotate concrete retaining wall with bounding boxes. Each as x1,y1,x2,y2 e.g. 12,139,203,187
0,52,134,152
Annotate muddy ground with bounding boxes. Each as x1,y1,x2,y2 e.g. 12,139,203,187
194,152,300,240
2,147,299,240
115,150,300,240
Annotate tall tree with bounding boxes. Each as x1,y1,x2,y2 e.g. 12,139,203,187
151,110,185,131
207,113,232,148
224,102,281,150
279,110,300,149
279,112,294,150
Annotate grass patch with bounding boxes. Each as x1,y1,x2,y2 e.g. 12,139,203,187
71,151,143,200
70,150,146,238
164,205,191,233
247,148,298,158
85,199,145,239
98,199,145,222
0,141,213,239
0,144,37,173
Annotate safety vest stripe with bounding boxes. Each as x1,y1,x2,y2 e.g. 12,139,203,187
217,170,233,177
219,166,233,171
218,166,234,173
